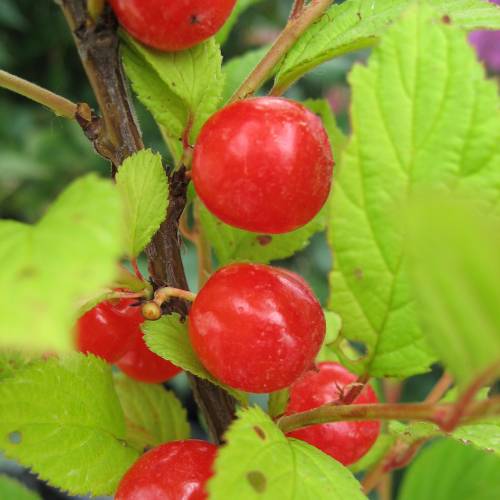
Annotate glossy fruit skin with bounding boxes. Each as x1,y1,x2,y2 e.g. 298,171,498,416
115,440,217,500
116,322,181,384
188,263,325,393
109,0,237,51
76,299,138,363
192,97,333,234
285,362,381,466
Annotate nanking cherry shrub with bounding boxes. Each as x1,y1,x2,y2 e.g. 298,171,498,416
115,440,217,500
285,362,381,466
188,263,326,393
109,0,237,51
192,97,334,234
77,298,180,384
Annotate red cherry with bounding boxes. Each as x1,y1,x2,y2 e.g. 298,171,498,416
188,263,325,393
116,440,217,500
116,317,181,384
192,97,333,234
76,299,138,363
285,362,381,466
109,0,237,51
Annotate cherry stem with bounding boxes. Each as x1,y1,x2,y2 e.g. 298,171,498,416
228,0,332,102
131,258,145,281
0,69,78,119
338,373,370,405
153,287,197,307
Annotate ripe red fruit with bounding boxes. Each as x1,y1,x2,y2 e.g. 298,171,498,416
116,323,181,384
109,0,237,51
192,97,333,234
115,440,217,500
76,298,138,363
285,362,381,466
188,263,325,393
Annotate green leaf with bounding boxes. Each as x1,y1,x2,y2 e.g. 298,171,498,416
122,44,185,164
216,0,265,46
143,315,245,403
407,197,500,386
302,99,348,162
0,476,40,500
275,0,500,92
452,423,500,455
390,392,500,455
199,200,327,266
116,149,168,258
398,439,500,500
208,406,366,499
0,354,139,496
268,389,289,418
316,311,343,363
222,45,269,102
327,4,500,378
349,434,395,473
114,374,190,450
0,174,123,352
122,35,224,145
0,351,35,381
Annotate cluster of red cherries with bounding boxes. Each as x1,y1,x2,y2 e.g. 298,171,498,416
75,1,381,498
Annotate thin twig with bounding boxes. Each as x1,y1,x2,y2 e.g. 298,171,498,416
371,372,452,484
362,365,499,494
278,398,500,434
338,373,370,405
377,473,393,500
425,372,453,405
383,379,404,404
289,0,306,20
0,69,78,118
440,362,500,432
131,258,145,282
57,0,144,170
229,0,332,102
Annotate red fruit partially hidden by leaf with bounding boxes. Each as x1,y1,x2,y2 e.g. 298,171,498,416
76,298,138,363
115,440,217,500
188,263,325,393
285,362,381,466
116,307,181,383
193,97,333,234
109,0,237,51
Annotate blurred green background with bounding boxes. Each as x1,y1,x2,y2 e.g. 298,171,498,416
0,1,451,499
